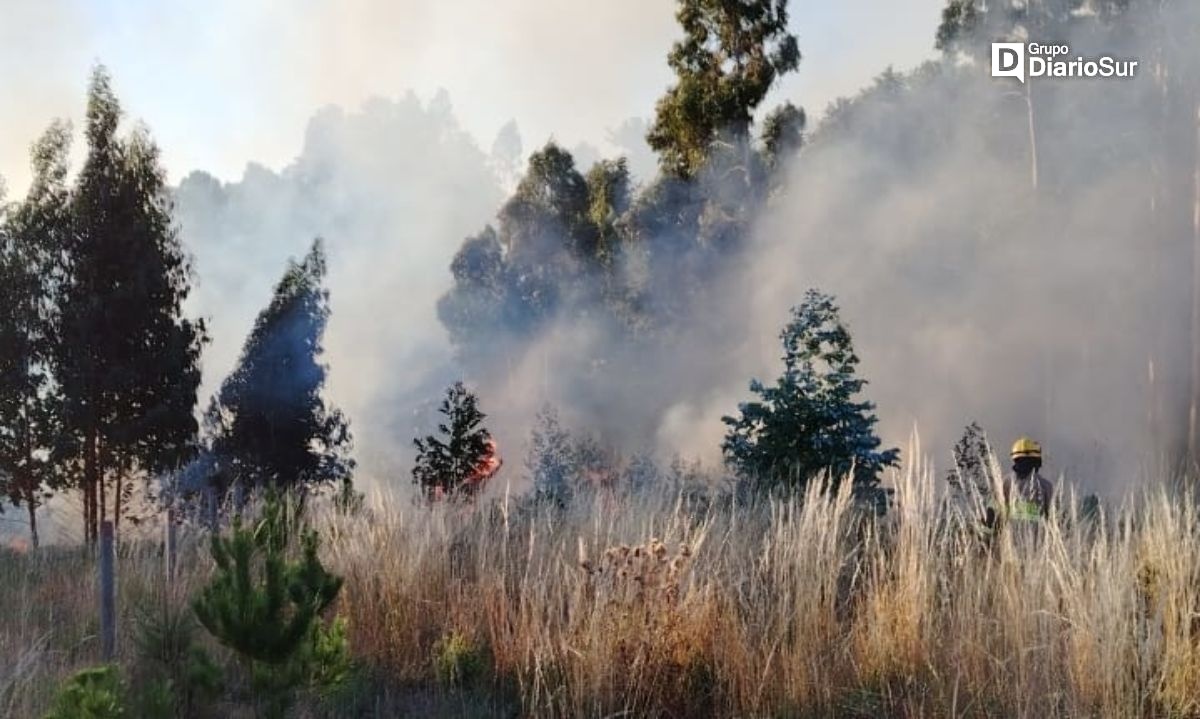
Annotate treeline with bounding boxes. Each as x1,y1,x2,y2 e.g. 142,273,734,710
438,0,807,365
0,70,353,547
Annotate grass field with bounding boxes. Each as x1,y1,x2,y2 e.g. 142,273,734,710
2,461,1199,718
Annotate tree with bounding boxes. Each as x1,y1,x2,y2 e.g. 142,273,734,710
412,382,499,500
526,405,575,505
936,0,1086,57
946,421,996,499
489,119,524,189
647,0,801,178
192,494,346,718
721,290,898,495
760,101,806,172
501,142,596,272
205,240,354,498
438,144,614,358
0,123,71,547
56,67,207,541
585,157,632,268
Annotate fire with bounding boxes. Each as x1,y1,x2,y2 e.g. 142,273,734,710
465,438,502,492
428,439,502,502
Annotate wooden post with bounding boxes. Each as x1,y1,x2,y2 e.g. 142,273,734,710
99,520,116,660
164,508,177,584
206,484,219,532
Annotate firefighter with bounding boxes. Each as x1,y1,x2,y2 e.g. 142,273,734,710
982,436,1053,536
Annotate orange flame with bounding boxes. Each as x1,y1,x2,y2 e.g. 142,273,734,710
466,439,503,491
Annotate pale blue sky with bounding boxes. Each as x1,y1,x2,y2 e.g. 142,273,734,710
0,0,944,195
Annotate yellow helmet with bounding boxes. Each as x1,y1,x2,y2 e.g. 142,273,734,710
1011,436,1042,461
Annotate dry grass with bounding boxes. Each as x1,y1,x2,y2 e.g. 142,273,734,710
4,461,1200,718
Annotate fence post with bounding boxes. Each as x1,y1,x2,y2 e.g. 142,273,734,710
99,520,116,661
164,507,177,585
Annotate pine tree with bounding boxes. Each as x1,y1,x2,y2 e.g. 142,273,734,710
412,382,498,500
56,67,207,540
721,290,898,495
192,493,344,718
205,239,354,497
647,0,801,178
0,123,71,547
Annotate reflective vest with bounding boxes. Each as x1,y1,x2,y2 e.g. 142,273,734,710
1009,497,1043,522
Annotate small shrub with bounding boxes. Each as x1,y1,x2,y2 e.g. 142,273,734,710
131,593,222,716
127,676,174,719
43,665,124,719
433,630,487,688
192,492,344,717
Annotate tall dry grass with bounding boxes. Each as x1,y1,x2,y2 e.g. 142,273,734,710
3,460,1200,717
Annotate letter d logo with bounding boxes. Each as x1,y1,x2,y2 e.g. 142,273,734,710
991,42,1025,83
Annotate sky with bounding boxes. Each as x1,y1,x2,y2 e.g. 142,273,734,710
0,0,945,197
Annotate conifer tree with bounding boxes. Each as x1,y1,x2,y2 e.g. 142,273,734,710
722,290,898,495
192,494,344,718
205,239,353,497
412,382,498,499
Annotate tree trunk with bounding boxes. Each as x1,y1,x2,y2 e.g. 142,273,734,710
97,437,107,537
84,427,98,546
114,468,122,534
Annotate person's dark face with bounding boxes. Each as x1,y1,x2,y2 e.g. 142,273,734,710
1013,456,1040,478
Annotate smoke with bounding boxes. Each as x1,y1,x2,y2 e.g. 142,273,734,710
427,3,1200,496
736,6,1200,490
7,1,1191,513
174,92,503,483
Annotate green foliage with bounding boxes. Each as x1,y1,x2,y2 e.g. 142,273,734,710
48,67,208,540
722,290,898,496
413,382,497,500
935,0,1123,57
760,102,806,171
127,677,174,719
0,122,71,548
648,0,801,178
55,66,208,538
302,616,354,698
130,593,222,717
192,493,345,716
438,0,809,373
205,239,355,498
242,617,352,718
194,512,342,664
433,630,487,688
585,157,632,266
43,665,124,719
